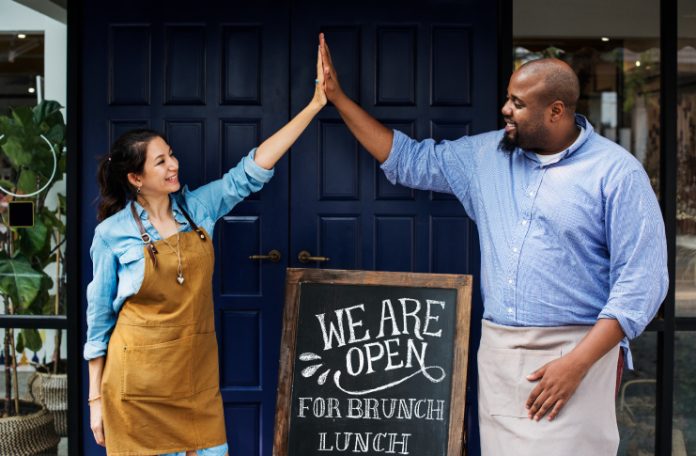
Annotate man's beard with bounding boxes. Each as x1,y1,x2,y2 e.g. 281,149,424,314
498,122,547,153
498,132,517,153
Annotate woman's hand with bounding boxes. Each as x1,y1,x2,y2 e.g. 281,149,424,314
311,45,327,109
90,399,106,447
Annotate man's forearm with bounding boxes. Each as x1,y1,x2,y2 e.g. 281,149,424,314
567,318,625,371
332,93,393,163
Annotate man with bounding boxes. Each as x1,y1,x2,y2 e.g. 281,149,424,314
318,33,668,455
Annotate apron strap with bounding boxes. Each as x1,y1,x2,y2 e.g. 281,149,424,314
130,201,159,268
176,200,207,241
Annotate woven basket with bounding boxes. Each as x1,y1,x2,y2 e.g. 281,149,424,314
0,400,60,455
29,372,68,437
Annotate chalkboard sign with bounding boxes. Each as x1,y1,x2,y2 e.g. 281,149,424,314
273,269,472,456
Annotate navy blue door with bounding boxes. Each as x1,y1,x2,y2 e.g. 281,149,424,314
79,1,497,455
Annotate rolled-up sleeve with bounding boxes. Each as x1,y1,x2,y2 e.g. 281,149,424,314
381,129,472,195
84,232,119,360
598,169,668,340
190,147,274,221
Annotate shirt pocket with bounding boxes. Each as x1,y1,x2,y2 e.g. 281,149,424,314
117,245,145,267
478,346,561,418
121,335,194,401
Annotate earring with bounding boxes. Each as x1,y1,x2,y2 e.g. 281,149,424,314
136,186,141,194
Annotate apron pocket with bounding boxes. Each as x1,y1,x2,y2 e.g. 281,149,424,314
478,346,561,418
121,335,194,400
192,332,220,394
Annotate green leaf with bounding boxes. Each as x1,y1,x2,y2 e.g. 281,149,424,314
32,101,63,126
0,254,45,309
0,178,15,191
16,332,25,354
12,107,34,130
2,137,32,168
16,168,38,194
21,329,42,352
45,124,64,145
18,218,49,255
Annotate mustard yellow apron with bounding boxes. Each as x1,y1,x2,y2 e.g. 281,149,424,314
101,223,226,455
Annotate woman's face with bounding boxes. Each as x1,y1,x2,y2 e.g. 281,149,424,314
133,136,180,197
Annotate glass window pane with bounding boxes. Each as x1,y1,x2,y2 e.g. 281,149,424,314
514,1,661,193
676,0,696,317
617,331,657,455
674,332,696,454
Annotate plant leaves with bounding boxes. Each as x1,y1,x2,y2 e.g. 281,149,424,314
16,168,38,194
18,217,49,256
16,332,25,354
21,328,42,352
0,254,45,309
12,107,34,131
32,101,63,126
2,136,32,168
45,124,64,145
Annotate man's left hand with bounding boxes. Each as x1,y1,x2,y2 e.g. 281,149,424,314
525,355,588,421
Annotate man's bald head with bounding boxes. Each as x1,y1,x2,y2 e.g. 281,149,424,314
516,58,580,113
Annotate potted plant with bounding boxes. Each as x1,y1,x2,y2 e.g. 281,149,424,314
0,100,66,453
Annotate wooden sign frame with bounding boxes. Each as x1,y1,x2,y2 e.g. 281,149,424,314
273,268,473,456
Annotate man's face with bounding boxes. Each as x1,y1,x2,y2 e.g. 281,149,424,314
499,70,550,153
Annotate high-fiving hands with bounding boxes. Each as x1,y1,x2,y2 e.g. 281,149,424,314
319,33,345,104
312,44,327,109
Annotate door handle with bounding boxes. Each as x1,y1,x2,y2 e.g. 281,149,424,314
249,249,282,263
297,250,330,264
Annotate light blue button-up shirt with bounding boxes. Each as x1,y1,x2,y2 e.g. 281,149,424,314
84,149,274,361
381,115,668,366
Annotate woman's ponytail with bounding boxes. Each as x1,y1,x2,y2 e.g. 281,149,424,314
96,129,163,221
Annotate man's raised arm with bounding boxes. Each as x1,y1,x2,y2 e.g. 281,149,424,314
319,33,393,163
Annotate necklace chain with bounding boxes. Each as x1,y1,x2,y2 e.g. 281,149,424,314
160,231,184,285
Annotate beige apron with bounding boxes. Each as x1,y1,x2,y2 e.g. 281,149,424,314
478,320,620,456
101,223,226,455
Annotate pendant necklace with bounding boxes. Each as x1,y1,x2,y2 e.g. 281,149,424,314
161,231,185,285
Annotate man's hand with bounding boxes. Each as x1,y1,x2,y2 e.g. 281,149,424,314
319,33,345,104
525,355,588,421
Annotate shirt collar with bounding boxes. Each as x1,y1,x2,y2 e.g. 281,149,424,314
131,194,188,225
520,113,594,165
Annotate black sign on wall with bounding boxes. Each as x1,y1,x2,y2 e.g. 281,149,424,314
274,269,473,456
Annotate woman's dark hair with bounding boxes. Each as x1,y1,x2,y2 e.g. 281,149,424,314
96,129,164,221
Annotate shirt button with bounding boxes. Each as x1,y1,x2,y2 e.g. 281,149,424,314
512,247,518,253
508,279,514,284
507,307,514,314
521,220,528,226
528,191,535,197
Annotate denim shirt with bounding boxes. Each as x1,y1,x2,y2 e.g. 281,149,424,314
381,115,669,367
84,149,274,360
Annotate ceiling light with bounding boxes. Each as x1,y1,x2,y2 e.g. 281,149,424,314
17,34,26,39
28,87,35,94
635,60,641,67
601,37,610,42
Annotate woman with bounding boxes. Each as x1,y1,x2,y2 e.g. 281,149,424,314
85,50,326,456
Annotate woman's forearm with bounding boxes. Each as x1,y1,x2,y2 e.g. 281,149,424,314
254,100,323,170
88,356,105,398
